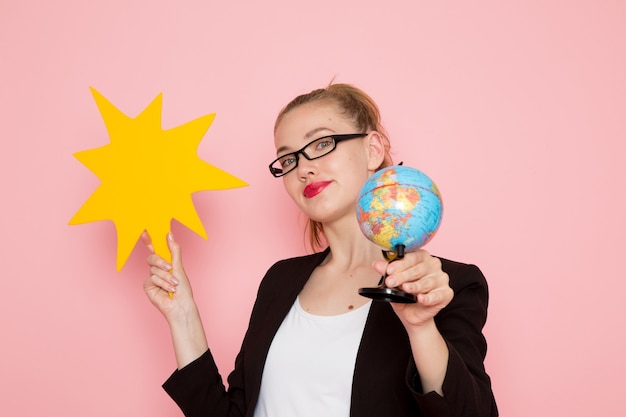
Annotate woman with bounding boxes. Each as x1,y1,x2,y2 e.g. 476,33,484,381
143,83,498,416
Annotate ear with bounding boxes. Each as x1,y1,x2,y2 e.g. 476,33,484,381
366,131,386,171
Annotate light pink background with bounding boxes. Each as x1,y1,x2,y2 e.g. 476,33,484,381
1,1,624,416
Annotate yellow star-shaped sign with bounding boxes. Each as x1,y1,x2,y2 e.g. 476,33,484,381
70,87,247,271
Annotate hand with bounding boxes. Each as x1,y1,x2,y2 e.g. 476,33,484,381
373,249,453,329
142,232,196,321
142,232,209,368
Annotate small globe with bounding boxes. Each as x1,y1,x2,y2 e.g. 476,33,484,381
356,165,443,252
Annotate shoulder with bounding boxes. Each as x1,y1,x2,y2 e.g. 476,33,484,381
266,249,328,272
433,257,491,335
435,257,490,317
263,249,328,279
437,257,489,294
256,249,329,294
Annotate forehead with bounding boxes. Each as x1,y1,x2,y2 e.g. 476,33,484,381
274,102,356,148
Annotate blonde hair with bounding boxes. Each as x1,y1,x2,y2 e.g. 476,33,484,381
275,83,394,251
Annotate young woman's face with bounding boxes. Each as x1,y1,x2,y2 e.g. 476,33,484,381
273,101,377,224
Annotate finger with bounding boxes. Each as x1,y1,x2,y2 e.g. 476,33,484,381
372,260,388,275
147,253,173,272
147,272,178,294
401,265,447,294
385,260,424,287
414,248,432,261
387,249,430,272
150,265,178,285
401,275,435,295
384,251,421,276
141,231,155,254
386,253,441,287
417,287,453,307
167,232,183,272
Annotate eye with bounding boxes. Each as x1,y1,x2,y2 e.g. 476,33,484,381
315,138,334,150
280,154,297,168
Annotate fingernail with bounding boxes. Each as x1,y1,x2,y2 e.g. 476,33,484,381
168,232,174,241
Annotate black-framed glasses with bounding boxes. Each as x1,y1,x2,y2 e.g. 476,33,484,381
269,133,368,177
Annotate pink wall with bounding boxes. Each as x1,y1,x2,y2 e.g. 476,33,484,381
1,1,624,416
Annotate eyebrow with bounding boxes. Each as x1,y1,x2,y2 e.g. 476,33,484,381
276,127,336,155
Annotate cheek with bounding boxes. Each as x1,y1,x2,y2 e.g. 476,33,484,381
282,176,301,202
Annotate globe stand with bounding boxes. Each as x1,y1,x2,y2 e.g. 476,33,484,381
359,244,417,304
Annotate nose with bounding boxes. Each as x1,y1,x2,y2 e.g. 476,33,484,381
295,152,317,178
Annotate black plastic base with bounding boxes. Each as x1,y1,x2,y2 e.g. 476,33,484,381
359,287,417,303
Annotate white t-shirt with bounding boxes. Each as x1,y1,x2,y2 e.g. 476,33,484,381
253,297,372,417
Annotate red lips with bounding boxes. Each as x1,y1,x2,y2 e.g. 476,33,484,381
303,181,332,198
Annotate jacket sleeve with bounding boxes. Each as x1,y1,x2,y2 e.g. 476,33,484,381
162,341,248,417
407,261,499,417
161,271,268,417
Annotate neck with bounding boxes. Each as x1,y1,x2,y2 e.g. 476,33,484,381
321,217,383,270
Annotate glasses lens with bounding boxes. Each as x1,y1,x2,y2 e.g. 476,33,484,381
304,136,336,159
